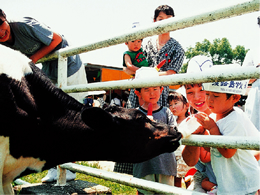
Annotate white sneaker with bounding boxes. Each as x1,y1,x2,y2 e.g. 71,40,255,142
41,168,57,183
41,168,76,183
66,170,76,181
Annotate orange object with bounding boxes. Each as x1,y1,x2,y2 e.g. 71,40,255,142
155,59,166,71
147,103,153,120
147,103,153,116
185,168,197,178
101,68,130,82
100,67,180,90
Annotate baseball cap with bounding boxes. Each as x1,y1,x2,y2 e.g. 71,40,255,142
187,55,213,73
202,64,249,95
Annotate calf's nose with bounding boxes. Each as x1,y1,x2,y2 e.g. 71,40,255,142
169,126,178,135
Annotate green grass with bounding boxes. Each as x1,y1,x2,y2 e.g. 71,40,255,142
17,161,137,195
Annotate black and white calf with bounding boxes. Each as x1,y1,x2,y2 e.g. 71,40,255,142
0,45,181,194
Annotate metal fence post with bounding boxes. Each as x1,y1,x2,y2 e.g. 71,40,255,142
57,54,68,88
55,165,67,186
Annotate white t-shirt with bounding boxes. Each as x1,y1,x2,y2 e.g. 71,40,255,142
93,99,100,108
110,98,121,106
211,109,260,195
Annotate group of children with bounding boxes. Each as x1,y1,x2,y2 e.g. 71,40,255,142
120,4,259,195
129,54,259,195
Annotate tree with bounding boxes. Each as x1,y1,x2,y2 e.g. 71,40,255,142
209,38,233,64
233,45,249,65
180,38,248,73
185,39,211,60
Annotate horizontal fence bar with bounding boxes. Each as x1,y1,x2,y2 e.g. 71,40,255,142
61,66,259,93
38,0,259,63
181,135,260,150
60,163,205,195
57,134,259,191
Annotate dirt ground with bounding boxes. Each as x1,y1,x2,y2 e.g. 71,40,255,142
15,180,112,194
15,162,116,194
14,161,116,194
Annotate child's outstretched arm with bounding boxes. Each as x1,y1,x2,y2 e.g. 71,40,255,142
200,130,211,163
195,113,237,158
182,126,206,166
200,147,211,163
182,146,200,166
123,67,135,75
123,54,139,75
30,32,62,64
158,69,176,76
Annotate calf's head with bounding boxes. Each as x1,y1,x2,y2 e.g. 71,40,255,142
80,106,182,163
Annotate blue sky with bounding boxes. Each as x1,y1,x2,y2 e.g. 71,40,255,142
2,0,259,67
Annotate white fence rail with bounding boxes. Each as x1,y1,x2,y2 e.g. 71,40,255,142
37,0,259,89
35,0,260,194
55,134,260,193
59,163,205,195
38,0,259,62
181,135,260,150
61,66,259,93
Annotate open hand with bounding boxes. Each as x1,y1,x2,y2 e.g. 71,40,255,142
195,113,215,130
195,113,220,135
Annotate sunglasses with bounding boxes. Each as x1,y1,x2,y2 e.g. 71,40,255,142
0,19,5,26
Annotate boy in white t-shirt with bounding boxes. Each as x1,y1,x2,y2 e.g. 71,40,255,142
195,64,260,195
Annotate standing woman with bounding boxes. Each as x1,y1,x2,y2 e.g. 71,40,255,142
114,5,185,176
126,5,185,108
0,9,88,102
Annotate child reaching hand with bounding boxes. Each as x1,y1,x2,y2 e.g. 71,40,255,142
180,55,217,194
196,64,260,195
122,23,149,76
123,39,149,76
122,33,166,76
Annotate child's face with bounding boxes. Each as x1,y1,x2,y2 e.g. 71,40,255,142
205,91,240,117
169,100,188,117
135,87,163,105
125,40,142,52
185,84,210,114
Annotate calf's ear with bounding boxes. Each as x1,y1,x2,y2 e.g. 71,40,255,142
81,107,115,130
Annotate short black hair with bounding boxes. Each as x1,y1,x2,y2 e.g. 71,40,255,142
154,5,174,21
135,86,162,92
168,91,187,104
226,93,233,99
0,9,6,19
184,83,203,89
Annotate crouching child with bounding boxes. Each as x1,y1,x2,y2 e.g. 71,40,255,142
195,64,260,195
